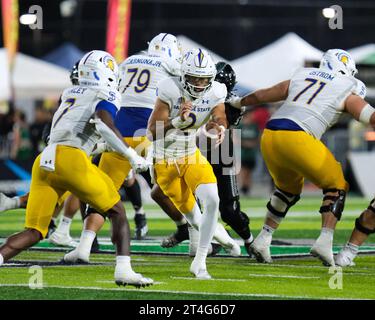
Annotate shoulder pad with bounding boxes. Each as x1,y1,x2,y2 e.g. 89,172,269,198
96,88,122,109
161,58,181,77
211,81,227,102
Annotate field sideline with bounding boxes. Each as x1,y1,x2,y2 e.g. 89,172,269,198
0,196,375,300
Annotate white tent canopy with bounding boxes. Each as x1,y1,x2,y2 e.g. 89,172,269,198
231,33,323,90
0,50,11,100
177,35,227,63
0,48,71,100
348,44,375,62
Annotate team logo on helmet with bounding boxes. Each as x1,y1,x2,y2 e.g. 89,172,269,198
337,52,349,65
103,55,115,71
197,49,204,67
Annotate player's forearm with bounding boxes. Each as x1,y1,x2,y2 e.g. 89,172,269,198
147,119,175,141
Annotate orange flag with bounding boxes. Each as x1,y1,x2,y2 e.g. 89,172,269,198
106,0,132,63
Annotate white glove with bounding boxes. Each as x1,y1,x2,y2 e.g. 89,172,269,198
227,93,242,109
126,147,152,173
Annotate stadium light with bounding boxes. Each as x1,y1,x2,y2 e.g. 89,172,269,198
322,8,335,19
19,14,37,25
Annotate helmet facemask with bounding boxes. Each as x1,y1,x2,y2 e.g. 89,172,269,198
183,74,214,98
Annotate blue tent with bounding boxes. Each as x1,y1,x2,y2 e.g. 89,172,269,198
43,42,85,70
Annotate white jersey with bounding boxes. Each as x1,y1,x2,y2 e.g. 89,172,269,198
49,86,121,155
271,67,366,139
119,53,181,109
154,77,227,160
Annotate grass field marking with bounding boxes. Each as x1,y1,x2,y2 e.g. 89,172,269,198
96,280,166,285
170,276,247,282
258,262,375,271
247,273,320,279
0,284,367,300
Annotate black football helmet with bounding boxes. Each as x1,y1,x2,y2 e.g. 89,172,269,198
215,61,236,93
70,61,79,85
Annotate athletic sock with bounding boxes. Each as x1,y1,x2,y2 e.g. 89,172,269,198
346,242,359,254
260,224,275,237
320,227,334,242
176,218,187,226
0,254,3,265
77,230,96,256
56,217,72,235
244,233,254,244
194,246,209,268
115,255,133,274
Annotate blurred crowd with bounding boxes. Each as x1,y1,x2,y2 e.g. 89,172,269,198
0,101,56,162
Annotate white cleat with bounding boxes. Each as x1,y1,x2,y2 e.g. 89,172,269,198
335,248,356,267
223,241,241,257
249,236,272,263
115,271,154,288
63,248,90,264
310,237,335,266
0,193,17,212
190,260,212,280
49,231,78,247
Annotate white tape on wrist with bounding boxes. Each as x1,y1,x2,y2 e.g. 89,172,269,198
359,104,375,124
171,117,190,129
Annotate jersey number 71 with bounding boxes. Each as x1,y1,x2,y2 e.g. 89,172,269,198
292,78,326,105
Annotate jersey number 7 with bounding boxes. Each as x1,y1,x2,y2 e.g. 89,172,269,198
292,78,326,105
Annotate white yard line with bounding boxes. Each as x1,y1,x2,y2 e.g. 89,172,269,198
170,276,247,282
248,273,320,279
0,283,367,300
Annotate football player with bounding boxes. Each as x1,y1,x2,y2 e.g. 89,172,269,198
335,200,375,266
229,49,373,266
159,62,254,255
63,33,183,262
147,48,241,279
0,50,153,287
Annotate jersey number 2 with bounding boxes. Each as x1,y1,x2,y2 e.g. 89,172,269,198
292,78,326,105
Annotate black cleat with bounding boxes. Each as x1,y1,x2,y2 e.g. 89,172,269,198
46,220,57,239
161,224,189,248
134,214,148,240
90,236,100,253
244,242,253,258
209,243,223,257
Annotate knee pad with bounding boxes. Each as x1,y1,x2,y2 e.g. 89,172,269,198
266,188,300,218
319,189,346,221
354,200,375,235
84,206,107,220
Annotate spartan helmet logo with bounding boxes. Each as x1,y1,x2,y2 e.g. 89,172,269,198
103,55,115,71
337,52,349,65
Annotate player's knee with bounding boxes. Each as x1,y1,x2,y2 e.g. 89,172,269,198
355,200,375,235
319,189,346,221
267,188,300,219
84,206,107,220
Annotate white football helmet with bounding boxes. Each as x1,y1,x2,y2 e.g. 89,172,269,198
319,49,357,77
148,33,182,63
78,50,119,90
181,48,216,98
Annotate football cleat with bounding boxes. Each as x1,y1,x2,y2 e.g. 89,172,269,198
249,235,272,263
221,239,241,257
63,248,90,264
335,247,357,267
0,193,18,212
49,231,78,247
310,237,335,267
161,224,189,248
90,236,100,253
115,271,154,288
190,259,211,280
134,214,148,240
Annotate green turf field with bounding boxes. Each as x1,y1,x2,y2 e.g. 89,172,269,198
0,196,375,300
